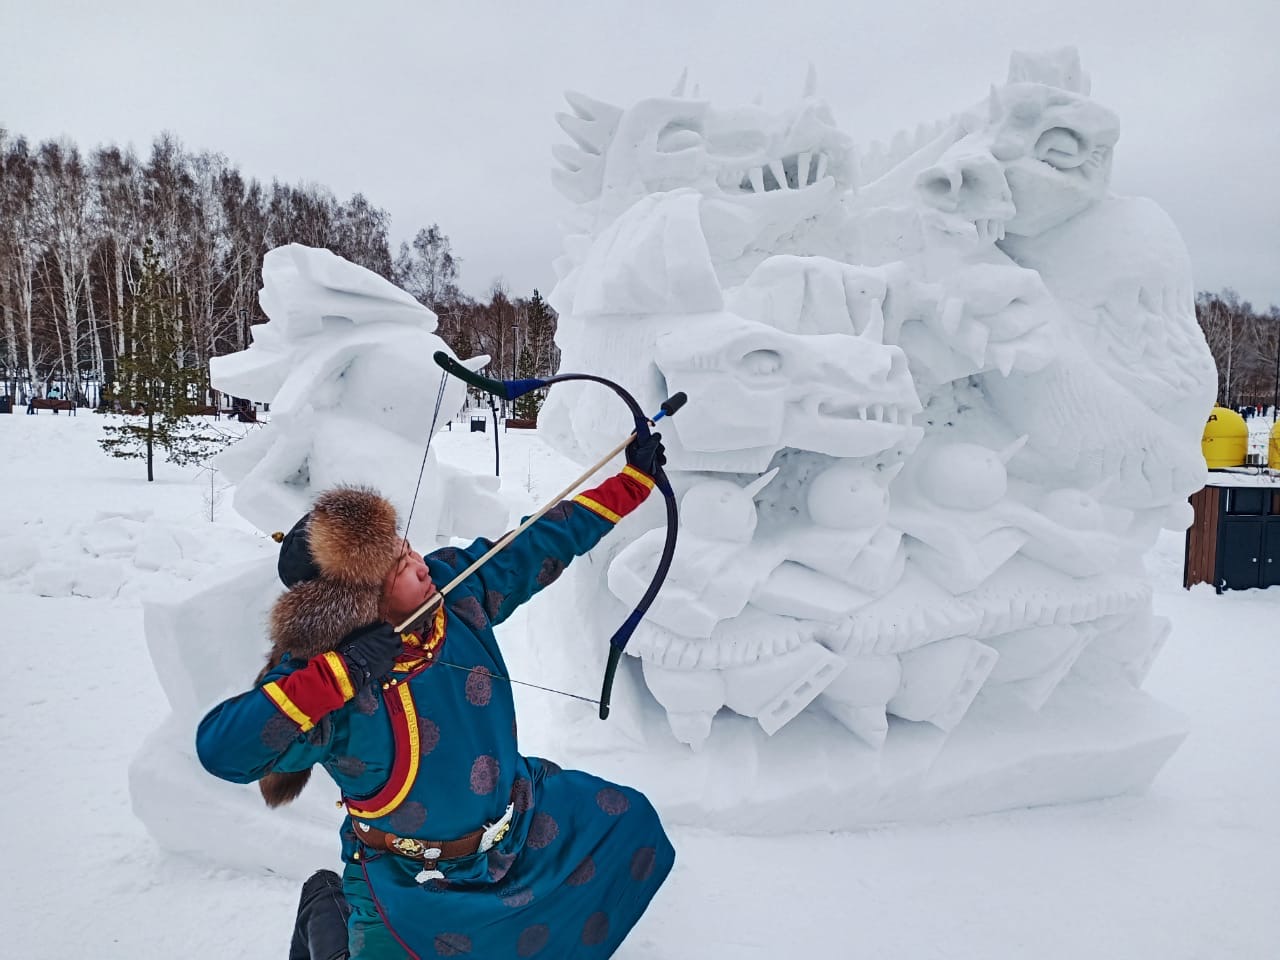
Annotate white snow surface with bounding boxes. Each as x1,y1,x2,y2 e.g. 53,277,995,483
2,412,1277,958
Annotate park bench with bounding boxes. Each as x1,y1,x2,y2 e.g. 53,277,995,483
504,418,537,431
30,398,77,415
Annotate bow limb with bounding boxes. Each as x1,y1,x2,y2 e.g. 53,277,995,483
432,351,683,719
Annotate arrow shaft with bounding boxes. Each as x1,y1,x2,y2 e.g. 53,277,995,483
394,429,639,634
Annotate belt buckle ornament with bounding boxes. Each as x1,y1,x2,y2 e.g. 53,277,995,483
479,803,516,852
390,836,426,858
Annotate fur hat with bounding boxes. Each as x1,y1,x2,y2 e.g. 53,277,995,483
259,485,401,807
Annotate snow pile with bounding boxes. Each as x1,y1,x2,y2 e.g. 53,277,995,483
532,47,1218,827
0,459,267,603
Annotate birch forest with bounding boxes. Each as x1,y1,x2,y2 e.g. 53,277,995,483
0,128,558,406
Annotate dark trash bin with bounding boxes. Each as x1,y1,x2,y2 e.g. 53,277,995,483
470,415,487,433
0,395,11,414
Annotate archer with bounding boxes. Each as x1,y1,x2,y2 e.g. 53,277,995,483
197,432,673,959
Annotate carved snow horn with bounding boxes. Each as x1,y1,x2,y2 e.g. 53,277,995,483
998,435,1029,464
744,466,781,499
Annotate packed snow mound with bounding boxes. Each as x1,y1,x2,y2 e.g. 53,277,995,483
0,508,267,601
532,47,1217,827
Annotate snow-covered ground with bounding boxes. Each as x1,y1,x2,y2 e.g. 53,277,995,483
2,410,1277,959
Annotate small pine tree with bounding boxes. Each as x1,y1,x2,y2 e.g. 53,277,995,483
100,241,228,481
513,344,544,420
513,289,556,420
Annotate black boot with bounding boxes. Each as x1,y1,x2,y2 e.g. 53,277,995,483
289,869,352,960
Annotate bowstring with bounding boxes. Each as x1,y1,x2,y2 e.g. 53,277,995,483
430,656,601,707
401,372,450,552
402,371,596,707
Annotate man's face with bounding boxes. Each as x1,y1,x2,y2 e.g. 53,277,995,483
381,542,437,623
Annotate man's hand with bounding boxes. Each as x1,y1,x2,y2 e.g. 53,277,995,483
335,623,402,691
626,431,666,478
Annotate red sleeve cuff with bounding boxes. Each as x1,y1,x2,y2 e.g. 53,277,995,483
572,466,655,523
260,652,356,732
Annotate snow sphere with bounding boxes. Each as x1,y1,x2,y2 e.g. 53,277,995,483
807,464,890,529
1040,488,1105,531
918,443,1007,510
681,480,759,542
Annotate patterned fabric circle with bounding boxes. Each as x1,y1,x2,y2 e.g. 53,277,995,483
332,755,367,778
535,556,565,587
469,755,500,795
511,777,533,812
465,666,493,706
541,760,562,777
581,911,610,947
516,924,550,957
259,714,297,751
454,596,489,631
388,801,427,834
484,589,507,620
630,846,657,882
433,931,472,956
418,716,440,756
595,787,630,816
354,686,380,716
487,849,516,882
499,884,534,908
566,856,596,886
526,811,559,849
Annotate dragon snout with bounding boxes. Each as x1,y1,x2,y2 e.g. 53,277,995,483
916,150,1015,223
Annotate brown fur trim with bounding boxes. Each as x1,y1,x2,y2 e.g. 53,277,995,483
308,486,401,588
268,578,384,662
260,769,312,808
253,648,320,808
255,559,387,809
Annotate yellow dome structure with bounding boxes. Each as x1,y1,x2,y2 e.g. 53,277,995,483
1269,420,1280,470
1202,406,1248,469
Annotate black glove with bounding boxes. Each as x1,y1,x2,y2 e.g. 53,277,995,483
335,622,402,691
626,431,666,477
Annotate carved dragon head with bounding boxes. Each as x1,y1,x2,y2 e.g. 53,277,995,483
551,69,854,258
914,49,1120,242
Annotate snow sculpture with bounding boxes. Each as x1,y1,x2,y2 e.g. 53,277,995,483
537,49,1216,827
131,246,509,872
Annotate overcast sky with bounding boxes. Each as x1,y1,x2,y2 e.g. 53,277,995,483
3,0,1276,308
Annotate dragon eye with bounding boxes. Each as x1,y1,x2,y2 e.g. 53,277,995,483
657,121,704,153
739,349,783,376
1034,127,1085,169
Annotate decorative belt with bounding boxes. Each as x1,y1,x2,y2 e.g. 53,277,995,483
353,803,515,884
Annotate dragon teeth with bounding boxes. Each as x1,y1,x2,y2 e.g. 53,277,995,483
798,151,812,186
769,159,788,190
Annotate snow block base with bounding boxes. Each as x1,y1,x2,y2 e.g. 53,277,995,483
567,674,1187,832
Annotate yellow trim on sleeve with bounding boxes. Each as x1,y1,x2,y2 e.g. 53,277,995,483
346,685,421,819
573,494,621,524
262,681,315,732
322,652,355,701
622,465,655,489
